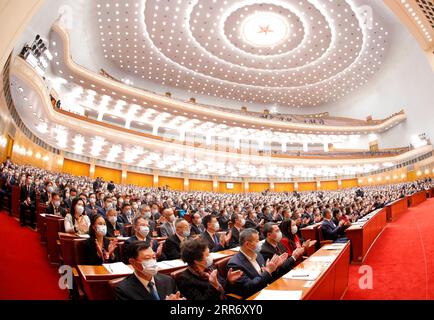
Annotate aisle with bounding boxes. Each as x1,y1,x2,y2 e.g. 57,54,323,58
344,198,434,300
0,211,69,300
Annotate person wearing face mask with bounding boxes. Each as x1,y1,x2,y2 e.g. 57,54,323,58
131,201,140,216
201,215,228,252
39,181,55,204
46,192,66,217
162,219,191,260
19,175,37,228
105,208,126,238
227,213,245,249
64,198,90,235
217,208,230,231
83,214,119,265
244,209,264,233
177,238,244,300
190,212,205,236
85,193,103,217
118,203,133,225
260,223,303,279
159,209,177,237
226,228,288,299
124,217,161,261
279,219,310,255
150,204,161,221
114,241,182,300
102,196,113,217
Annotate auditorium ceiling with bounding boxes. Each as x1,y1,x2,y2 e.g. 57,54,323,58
43,0,390,108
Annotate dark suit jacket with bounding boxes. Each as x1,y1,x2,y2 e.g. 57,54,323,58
217,215,230,231
83,237,119,265
260,240,296,279
106,220,126,238
20,185,36,204
226,252,273,299
176,268,224,300
123,235,159,259
201,231,225,252
227,227,241,249
321,219,344,241
114,273,178,300
244,218,260,231
46,203,66,217
191,223,205,236
162,234,183,260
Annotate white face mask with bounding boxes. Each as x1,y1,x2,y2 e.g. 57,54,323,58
141,259,158,276
182,229,190,238
291,225,298,235
108,216,117,224
205,255,213,268
139,226,150,237
214,222,220,231
96,225,107,237
143,211,151,219
76,205,84,215
53,200,61,207
240,218,246,226
89,197,96,204
169,215,175,222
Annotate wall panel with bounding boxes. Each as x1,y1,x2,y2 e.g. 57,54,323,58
159,176,184,191
95,166,122,184
63,159,90,177
126,172,153,187
189,179,213,192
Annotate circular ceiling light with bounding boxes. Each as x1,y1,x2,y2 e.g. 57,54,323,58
241,12,289,47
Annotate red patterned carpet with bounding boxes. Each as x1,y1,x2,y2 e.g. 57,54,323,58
344,198,434,300
0,211,68,300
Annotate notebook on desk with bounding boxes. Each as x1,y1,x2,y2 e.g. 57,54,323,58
103,262,133,275
254,289,302,300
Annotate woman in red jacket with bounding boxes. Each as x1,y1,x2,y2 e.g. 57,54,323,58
279,219,304,255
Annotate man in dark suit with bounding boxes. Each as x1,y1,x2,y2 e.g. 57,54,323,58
124,217,161,262
190,212,205,236
260,223,303,279
0,168,15,211
105,208,126,238
20,175,36,227
259,206,274,223
321,208,350,242
201,215,228,252
226,228,288,299
46,192,66,217
227,213,245,248
162,219,190,260
114,241,183,300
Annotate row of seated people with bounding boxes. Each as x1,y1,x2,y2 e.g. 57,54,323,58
0,159,433,300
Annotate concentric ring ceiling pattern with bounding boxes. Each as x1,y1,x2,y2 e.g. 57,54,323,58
96,0,387,107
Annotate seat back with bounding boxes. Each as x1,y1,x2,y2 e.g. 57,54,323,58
170,267,187,282
123,224,133,237
59,233,86,267
46,215,64,264
215,256,231,278
11,185,20,218
108,277,127,299
73,239,87,266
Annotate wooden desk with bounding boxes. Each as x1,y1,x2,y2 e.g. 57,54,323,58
248,242,350,300
385,198,408,222
409,191,427,207
77,248,238,300
345,208,387,264
301,223,321,249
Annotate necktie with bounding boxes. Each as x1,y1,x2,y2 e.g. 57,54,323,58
213,234,219,245
148,281,160,300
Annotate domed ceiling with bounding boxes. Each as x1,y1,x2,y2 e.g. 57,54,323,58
92,0,388,107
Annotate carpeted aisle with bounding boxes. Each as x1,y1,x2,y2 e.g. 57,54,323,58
344,198,434,300
0,211,68,300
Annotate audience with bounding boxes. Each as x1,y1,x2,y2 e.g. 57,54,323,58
114,241,182,300
1,160,433,300
83,214,119,265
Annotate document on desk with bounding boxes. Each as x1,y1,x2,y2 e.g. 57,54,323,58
254,290,303,300
103,262,133,275
322,244,345,250
283,269,321,281
209,252,230,260
230,246,241,252
163,259,188,268
308,255,335,263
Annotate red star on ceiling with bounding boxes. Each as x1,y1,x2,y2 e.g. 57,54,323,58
258,25,273,36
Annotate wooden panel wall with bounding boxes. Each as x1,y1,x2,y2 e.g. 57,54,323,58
126,172,153,187
342,179,358,189
274,183,294,192
249,183,270,192
219,182,242,193
63,159,90,177
320,180,338,191
94,166,122,184
298,182,317,192
189,179,213,192
159,176,184,191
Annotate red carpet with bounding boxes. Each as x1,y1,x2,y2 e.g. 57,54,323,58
344,198,434,300
0,211,68,300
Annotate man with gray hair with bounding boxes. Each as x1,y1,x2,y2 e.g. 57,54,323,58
159,208,176,237
226,228,289,299
162,218,191,260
